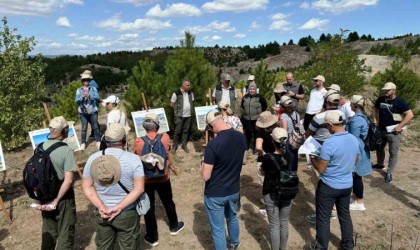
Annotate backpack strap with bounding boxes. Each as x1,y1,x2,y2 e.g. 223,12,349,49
267,153,290,171
43,141,67,155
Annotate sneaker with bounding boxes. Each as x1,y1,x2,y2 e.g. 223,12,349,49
181,145,190,153
228,243,240,250
350,202,366,211
144,234,159,247
96,141,101,150
385,173,393,183
306,214,316,224
372,164,384,170
170,221,184,235
259,208,267,217
80,143,86,150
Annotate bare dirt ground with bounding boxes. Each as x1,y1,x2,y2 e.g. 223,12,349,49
0,116,419,250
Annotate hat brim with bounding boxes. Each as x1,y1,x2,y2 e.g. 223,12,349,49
90,156,121,187
256,115,279,128
381,87,395,90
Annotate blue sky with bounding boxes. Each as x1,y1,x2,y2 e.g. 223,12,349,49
1,0,419,55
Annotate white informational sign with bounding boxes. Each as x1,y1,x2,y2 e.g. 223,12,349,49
131,108,170,138
28,125,82,151
194,105,218,130
0,141,6,171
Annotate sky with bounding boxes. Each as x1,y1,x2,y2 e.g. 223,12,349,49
1,0,419,56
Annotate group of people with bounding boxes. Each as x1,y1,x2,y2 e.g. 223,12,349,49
32,70,413,250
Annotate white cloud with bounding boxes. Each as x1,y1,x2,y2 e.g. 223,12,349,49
118,33,139,40
203,35,222,42
299,18,329,30
269,12,291,31
271,13,288,20
97,15,172,31
300,0,378,14
183,20,235,34
56,17,72,28
202,0,268,13
48,42,62,49
146,3,202,18
234,33,246,39
112,0,159,7
68,33,105,41
95,41,114,47
0,0,83,16
249,21,261,30
68,42,88,49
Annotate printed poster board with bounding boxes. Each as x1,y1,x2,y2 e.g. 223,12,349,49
131,108,170,138
28,125,82,151
194,105,218,130
0,141,5,171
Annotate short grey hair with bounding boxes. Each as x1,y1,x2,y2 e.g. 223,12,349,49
143,120,158,131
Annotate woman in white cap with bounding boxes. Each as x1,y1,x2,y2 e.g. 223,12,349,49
260,127,293,250
102,95,127,129
347,95,372,211
279,95,301,171
218,100,243,133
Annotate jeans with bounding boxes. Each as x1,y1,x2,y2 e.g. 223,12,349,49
144,180,179,240
80,112,101,144
264,194,292,250
95,209,140,250
204,193,240,250
173,116,191,147
316,181,353,250
376,131,401,174
352,173,363,199
41,196,76,250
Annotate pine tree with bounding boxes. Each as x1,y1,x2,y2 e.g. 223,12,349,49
51,81,81,122
252,60,276,102
0,17,47,149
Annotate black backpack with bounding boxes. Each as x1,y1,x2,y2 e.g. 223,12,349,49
268,154,299,200
23,142,66,203
360,116,383,151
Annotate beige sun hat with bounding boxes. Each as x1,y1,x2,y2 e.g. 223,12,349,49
49,116,69,131
325,110,344,124
271,127,288,143
205,111,222,125
382,82,396,90
248,75,255,81
256,111,279,128
90,155,121,187
80,71,92,79
279,95,293,107
104,123,126,142
350,95,365,107
313,75,325,83
218,100,233,115
273,84,286,94
324,90,341,104
327,84,341,92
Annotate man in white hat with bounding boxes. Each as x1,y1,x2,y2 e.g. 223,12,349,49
304,75,327,130
37,116,77,250
82,123,145,249
213,73,237,113
170,79,194,153
372,82,414,183
75,71,101,150
201,111,247,250
310,110,359,250
283,72,305,110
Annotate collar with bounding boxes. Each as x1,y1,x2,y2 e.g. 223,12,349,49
331,131,349,137
180,88,188,94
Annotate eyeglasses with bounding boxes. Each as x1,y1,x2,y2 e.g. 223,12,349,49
82,79,91,82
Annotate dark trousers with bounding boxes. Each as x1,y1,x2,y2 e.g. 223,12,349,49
173,116,191,147
144,180,179,240
95,209,140,250
352,173,363,199
316,181,353,250
41,196,76,250
303,113,316,131
243,119,257,150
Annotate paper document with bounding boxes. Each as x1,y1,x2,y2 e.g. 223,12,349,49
386,125,406,133
298,136,321,156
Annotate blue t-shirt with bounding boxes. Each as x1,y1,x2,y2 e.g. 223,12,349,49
204,129,247,197
319,131,359,189
375,96,410,130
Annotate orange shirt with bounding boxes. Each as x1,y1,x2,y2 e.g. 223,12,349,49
133,131,171,183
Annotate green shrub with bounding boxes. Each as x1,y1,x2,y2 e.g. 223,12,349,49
50,81,81,122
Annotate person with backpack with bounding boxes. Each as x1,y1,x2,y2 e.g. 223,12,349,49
347,95,372,211
133,113,184,247
75,71,101,150
82,123,145,249
25,116,77,250
372,82,414,183
310,111,359,250
260,127,297,250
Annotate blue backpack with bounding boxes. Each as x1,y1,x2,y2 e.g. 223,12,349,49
141,134,167,179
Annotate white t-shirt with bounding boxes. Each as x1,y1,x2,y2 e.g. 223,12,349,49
339,101,355,122
306,87,327,114
170,91,194,117
107,109,127,128
212,86,237,106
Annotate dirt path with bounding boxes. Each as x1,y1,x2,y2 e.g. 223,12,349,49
0,132,419,249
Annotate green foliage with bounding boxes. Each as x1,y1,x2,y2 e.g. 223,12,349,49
298,32,366,96
50,81,80,122
252,60,276,102
368,37,420,56
239,41,280,61
0,17,47,149
370,55,420,113
288,39,294,45
298,35,315,47
347,31,360,42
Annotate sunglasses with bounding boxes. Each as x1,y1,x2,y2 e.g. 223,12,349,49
82,79,91,82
